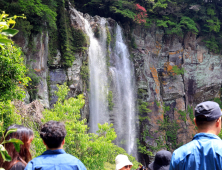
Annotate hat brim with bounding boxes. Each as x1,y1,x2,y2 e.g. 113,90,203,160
148,162,170,170
116,161,133,170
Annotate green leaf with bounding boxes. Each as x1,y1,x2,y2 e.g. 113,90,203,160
0,149,11,162
1,29,19,37
13,143,21,153
2,138,23,145
5,128,17,138
0,39,12,45
1,138,23,153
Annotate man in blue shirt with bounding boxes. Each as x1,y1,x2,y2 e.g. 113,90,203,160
170,101,222,170
25,121,87,170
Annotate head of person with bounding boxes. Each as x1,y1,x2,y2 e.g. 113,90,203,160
148,150,172,170
115,154,133,170
40,121,66,150
194,101,222,135
0,125,34,170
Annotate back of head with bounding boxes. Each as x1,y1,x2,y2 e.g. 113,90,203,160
40,121,66,149
195,101,222,130
148,150,172,170
0,124,34,169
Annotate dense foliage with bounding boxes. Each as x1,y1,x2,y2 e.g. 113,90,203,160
0,12,29,102
76,0,222,53
0,0,86,68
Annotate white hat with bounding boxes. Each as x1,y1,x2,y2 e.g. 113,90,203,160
115,154,133,170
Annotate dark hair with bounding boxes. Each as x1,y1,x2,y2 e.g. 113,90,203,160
0,125,34,170
40,121,66,149
195,115,218,127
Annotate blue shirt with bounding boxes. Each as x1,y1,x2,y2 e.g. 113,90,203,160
170,133,222,170
25,149,87,170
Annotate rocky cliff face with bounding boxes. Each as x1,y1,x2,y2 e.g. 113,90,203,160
13,4,222,166
127,24,222,165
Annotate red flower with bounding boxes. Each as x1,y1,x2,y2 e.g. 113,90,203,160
134,4,148,23
135,4,147,12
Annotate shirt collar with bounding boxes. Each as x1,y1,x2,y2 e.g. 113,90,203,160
193,133,221,140
42,149,66,155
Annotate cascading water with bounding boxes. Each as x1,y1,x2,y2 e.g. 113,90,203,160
110,25,137,157
86,19,109,133
70,7,109,133
70,6,137,157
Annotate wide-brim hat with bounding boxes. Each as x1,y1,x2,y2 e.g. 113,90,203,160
115,154,133,170
148,150,172,170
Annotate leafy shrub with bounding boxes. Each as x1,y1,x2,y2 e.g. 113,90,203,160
0,12,30,102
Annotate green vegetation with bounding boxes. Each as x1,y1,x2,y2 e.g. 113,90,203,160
177,110,187,122
0,0,88,68
76,0,222,54
106,26,111,47
172,66,185,75
0,13,30,102
158,117,181,150
80,61,90,90
187,105,194,125
0,0,57,33
162,102,170,113
106,26,111,67
108,90,114,111
214,97,222,108
138,100,151,115
27,69,40,102
57,2,88,67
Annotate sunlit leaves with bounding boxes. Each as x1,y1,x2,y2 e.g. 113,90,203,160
0,44,30,101
1,29,19,37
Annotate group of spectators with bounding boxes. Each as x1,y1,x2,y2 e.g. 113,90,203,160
0,100,222,170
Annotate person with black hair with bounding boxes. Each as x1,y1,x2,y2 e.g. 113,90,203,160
170,101,222,170
25,121,86,170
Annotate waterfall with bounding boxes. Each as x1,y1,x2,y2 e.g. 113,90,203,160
69,6,137,157
86,19,109,133
110,25,137,157
70,7,109,133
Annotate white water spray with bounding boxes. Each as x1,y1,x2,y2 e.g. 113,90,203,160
70,7,109,133
110,25,137,156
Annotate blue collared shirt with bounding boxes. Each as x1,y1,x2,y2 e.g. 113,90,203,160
25,149,87,170
170,133,222,170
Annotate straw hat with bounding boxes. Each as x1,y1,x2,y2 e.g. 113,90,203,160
115,154,133,170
